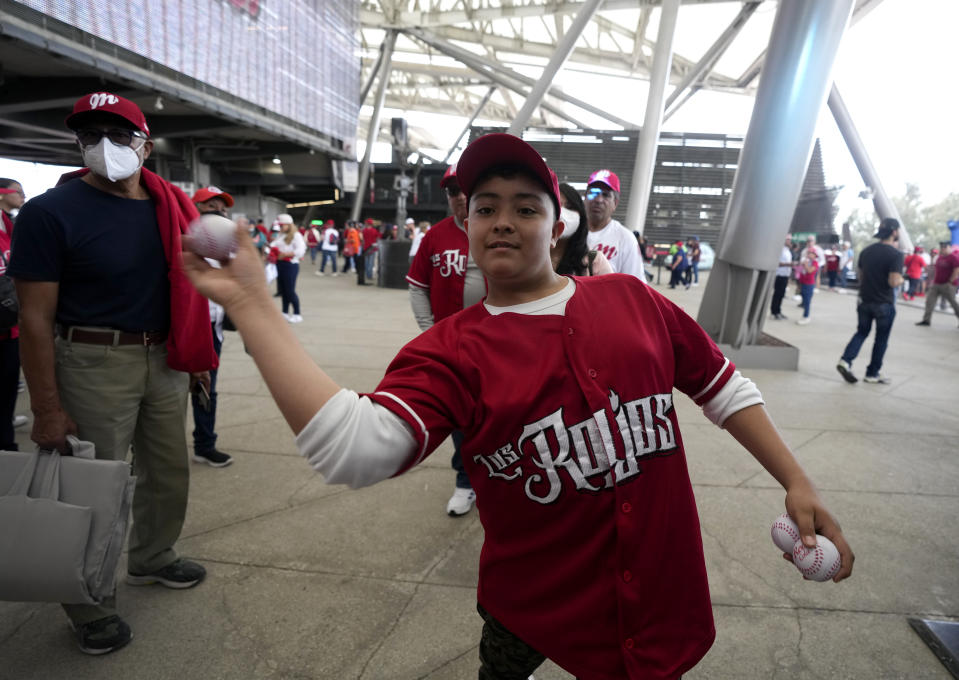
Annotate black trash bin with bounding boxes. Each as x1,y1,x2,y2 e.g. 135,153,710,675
378,240,412,289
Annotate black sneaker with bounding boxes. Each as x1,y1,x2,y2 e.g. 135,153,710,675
915,320,930,326
193,449,233,467
71,615,132,655
127,559,207,589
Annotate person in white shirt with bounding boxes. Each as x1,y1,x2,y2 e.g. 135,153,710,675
408,222,427,261
270,214,307,322
770,234,793,321
583,169,645,281
317,220,339,275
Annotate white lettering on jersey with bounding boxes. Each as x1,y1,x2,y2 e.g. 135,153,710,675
431,249,466,277
473,391,678,505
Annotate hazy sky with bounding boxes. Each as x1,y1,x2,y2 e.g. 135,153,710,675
2,0,955,228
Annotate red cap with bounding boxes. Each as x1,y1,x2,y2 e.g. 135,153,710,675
587,169,620,193
66,92,150,136
191,186,234,208
364,218,374,225
455,133,561,215
440,164,457,188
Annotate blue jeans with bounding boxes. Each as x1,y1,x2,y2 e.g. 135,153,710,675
365,248,376,279
319,250,337,272
800,283,815,317
451,430,471,489
276,260,300,314
841,301,896,378
308,245,319,264
192,324,222,453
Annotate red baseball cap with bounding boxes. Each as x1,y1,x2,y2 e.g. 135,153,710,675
455,133,561,215
191,186,234,208
66,92,150,136
440,164,457,188
587,169,620,193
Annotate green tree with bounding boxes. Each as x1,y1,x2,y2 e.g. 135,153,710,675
839,185,959,251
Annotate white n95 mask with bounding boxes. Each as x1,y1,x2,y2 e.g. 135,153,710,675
82,138,144,182
559,207,580,240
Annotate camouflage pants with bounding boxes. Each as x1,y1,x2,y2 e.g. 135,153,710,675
477,603,547,680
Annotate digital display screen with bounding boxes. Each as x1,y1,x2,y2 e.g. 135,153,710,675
17,0,359,144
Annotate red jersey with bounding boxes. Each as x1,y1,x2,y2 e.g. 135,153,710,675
825,252,840,272
362,226,380,251
903,253,925,279
405,216,470,323
932,251,959,284
368,275,733,679
799,260,819,285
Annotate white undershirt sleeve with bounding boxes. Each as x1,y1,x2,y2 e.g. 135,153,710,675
295,389,418,488
701,370,765,427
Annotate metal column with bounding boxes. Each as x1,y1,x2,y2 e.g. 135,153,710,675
623,0,679,235
828,84,913,252
696,0,855,351
444,86,497,164
351,30,397,223
507,0,605,135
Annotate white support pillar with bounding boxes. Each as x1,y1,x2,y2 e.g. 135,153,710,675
507,0,605,135
828,84,912,252
351,30,397,223
696,0,856,351
624,0,680,235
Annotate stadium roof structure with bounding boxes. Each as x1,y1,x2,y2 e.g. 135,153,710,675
355,0,885,157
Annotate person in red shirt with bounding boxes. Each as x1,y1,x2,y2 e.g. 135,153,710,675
902,246,926,300
183,132,854,680
796,252,819,325
304,222,321,266
916,244,959,326
824,246,841,291
361,219,380,282
0,177,26,448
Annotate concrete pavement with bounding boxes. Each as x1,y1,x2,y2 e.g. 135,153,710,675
1,264,957,679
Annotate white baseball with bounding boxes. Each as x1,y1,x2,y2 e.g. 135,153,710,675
771,513,801,554
792,535,842,582
188,213,237,260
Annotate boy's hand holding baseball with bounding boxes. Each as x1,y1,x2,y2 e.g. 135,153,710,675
182,224,274,319
783,479,855,582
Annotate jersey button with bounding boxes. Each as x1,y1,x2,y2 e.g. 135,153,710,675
588,368,598,378
622,570,632,583
624,637,635,649
568,327,574,335
621,502,632,514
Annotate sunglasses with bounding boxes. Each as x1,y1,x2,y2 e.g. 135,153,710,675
445,186,462,198
585,187,613,200
76,128,148,148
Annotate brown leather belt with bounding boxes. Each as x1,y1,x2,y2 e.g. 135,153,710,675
59,327,168,346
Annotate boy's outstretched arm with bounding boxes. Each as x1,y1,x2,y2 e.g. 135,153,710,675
722,403,855,582
182,225,341,435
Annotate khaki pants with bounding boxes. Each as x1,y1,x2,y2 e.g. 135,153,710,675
921,282,959,323
55,336,190,625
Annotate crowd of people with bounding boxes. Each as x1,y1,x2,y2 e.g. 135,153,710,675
6,89,958,677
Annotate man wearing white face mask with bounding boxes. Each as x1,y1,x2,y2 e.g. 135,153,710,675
9,92,218,656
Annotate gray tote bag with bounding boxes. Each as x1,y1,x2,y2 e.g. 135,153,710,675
0,437,135,604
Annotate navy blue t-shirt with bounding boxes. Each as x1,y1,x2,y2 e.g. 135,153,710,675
8,178,170,331
857,242,904,305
